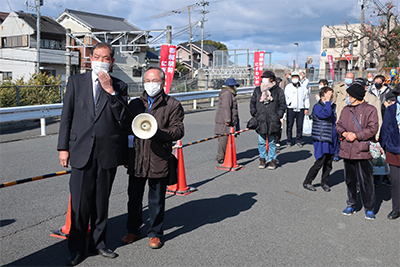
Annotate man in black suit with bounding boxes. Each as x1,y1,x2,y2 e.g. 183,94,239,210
57,42,128,266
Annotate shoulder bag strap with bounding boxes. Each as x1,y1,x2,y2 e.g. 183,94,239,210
352,113,362,131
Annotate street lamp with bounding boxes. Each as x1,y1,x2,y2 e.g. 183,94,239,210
294,42,299,70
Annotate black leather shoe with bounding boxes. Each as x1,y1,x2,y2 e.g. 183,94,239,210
303,183,316,191
387,210,400,220
322,184,331,192
66,252,84,266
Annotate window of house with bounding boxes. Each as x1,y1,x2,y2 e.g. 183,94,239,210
41,38,62,49
1,35,28,48
1,71,12,81
329,38,335,48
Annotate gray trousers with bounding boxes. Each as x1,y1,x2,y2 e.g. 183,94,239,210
216,135,229,161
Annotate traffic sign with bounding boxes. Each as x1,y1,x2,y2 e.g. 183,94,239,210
345,54,352,61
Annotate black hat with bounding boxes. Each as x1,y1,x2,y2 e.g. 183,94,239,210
346,84,365,100
261,70,275,78
386,90,396,101
354,77,366,87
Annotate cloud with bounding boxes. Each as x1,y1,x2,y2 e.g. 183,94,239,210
5,0,399,68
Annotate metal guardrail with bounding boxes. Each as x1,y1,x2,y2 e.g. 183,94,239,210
0,87,256,135
0,82,323,136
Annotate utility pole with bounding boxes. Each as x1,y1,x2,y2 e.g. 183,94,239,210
166,25,172,44
359,0,365,77
200,0,209,69
188,6,194,77
36,0,42,74
66,29,71,82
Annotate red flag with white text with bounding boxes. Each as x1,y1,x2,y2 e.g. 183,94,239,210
159,44,177,94
254,51,265,86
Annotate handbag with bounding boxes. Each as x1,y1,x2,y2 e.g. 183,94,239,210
246,117,258,130
302,115,312,135
167,154,178,185
351,113,381,159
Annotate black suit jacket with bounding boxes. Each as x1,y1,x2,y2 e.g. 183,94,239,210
57,71,128,169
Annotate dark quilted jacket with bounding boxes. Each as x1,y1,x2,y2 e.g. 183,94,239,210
311,100,337,142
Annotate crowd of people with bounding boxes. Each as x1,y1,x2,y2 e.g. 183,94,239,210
57,43,399,266
215,69,399,223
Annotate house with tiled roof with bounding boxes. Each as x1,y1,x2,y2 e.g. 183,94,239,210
0,11,79,81
177,42,219,71
56,9,147,86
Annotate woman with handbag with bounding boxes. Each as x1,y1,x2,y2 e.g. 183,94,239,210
250,71,286,169
336,84,379,220
379,85,400,220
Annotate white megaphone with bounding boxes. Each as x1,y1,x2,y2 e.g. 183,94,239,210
131,113,158,139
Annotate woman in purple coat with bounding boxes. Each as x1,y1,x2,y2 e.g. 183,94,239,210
336,84,379,220
303,87,339,192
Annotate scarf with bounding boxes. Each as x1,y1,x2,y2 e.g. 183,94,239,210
222,85,237,96
260,82,275,103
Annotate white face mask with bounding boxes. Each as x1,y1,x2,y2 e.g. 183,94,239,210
262,78,270,84
367,78,373,82
92,61,110,75
144,82,162,97
292,78,299,84
319,85,324,89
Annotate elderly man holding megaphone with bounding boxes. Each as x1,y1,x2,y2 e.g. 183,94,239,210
121,66,185,249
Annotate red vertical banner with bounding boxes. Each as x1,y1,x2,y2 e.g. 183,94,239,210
159,44,177,94
327,55,335,81
253,51,265,86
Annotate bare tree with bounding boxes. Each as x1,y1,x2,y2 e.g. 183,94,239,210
326,1,399,73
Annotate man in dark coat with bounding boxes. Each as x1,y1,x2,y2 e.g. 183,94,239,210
57,42,128,266
250,70,286,169
121,66,184,249
214,78,239,164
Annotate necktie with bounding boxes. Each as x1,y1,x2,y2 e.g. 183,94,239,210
94,78,102,115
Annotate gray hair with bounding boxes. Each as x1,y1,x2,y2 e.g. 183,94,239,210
146,66,166,81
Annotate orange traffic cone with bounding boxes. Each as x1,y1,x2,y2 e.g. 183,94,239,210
50,195,90,239
216,127,244,171
167,140,197,196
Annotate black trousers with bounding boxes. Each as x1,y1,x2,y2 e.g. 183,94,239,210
343,159,375,211
304,153,334,185
127,176,167,238
389,164,400,212
286,109,305,144
69,150,116,253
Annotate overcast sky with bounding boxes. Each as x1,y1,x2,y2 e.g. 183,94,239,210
4,0,400,68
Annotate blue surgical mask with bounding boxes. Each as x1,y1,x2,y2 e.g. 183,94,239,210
345,97,352,106
398,96,400,103
345,78,353,86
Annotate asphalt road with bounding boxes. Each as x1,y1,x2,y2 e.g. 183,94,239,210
0,97,399,267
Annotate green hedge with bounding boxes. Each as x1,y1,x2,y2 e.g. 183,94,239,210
0,73,62,107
